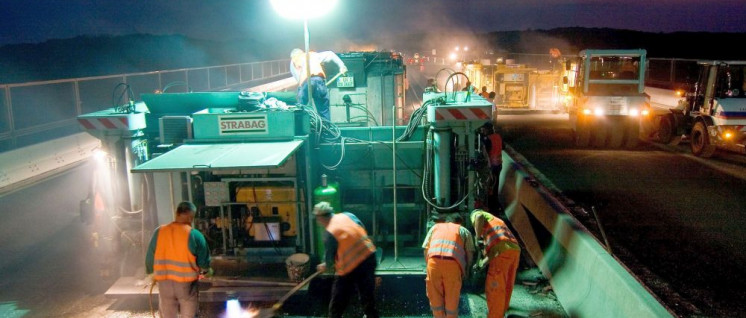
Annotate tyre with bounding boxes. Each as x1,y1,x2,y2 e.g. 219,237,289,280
609,119,625,148
592,122,608,148
625,119,640,148
691,121,716,157
575,120,591,147
657,115,674,144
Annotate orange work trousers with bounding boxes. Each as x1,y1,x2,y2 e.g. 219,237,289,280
425,257,463,318
485,249,520,318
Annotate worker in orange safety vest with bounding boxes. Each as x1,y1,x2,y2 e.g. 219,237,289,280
290,48,347,121
146,201,212,318
314,201,379,318
422,215,475,318
471,209,521,318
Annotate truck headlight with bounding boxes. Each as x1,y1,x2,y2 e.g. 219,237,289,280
723,131,734,140
582,108,592,115
629,108,639,116
594,108,605,116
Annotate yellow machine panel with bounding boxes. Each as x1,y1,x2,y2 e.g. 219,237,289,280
494,65,537,108
236,186,297,236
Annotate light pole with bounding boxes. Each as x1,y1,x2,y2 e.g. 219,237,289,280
271,0,337,256
271,0,338,110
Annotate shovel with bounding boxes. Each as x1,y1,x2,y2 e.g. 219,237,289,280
255,269,324,317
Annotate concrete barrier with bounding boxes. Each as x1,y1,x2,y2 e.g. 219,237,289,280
0,132,100,195
499,146,674,317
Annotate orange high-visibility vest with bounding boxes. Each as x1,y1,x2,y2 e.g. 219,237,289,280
327,214,376,276
487,134,502,166
483,217,517,254
291,51,326,84
153,223,199,282
427,223,467,275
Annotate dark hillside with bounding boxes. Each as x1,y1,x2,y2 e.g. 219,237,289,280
1,28,744,84
0,34,284,84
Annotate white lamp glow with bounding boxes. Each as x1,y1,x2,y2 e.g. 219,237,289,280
270,0,338,20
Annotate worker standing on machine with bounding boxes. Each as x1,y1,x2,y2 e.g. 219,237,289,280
479,121,503,213
290,48,348,121
471,209,521,318
313,201,379,318
422,215,474,318
145,201,212,318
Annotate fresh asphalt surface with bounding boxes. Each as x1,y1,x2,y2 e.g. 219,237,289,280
496,112,746,317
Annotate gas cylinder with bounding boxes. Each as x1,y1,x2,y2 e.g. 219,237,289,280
312,174,341,256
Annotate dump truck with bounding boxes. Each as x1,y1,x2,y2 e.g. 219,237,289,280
652,61,746,157
565,49,651,148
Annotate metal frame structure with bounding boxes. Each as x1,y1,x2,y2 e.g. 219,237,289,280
0,60,290,152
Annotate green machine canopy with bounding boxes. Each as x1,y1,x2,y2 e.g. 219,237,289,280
132,140,303,172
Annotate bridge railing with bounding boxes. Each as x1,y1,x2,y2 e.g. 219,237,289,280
0,60,290,153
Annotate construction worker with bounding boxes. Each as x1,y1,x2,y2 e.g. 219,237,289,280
145,201,212,318
290,48,348,121
480,86,490,99
422,215,474,318
471,209,521,318
479,121,503,213
313,201,379,318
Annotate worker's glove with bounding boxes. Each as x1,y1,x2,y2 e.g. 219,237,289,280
199,268,214,279
477,257,489,269
472,263,481,272
339,67,348,75
316,263,328,273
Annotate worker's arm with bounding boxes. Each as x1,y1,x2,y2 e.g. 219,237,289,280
480,245,500,268
317,51,348,74
321,231,337,273
421,226,435,262
290,61,300,83
461,227,475,270
472,214,490,268
188,229,211,270
473,214,485,243
482,145,491,165
480,240,520,268
145,228,160,274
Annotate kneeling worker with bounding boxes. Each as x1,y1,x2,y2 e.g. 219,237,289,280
471,209,521,318
422,215,475,318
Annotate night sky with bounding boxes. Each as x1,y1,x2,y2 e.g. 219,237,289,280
1,0,745,47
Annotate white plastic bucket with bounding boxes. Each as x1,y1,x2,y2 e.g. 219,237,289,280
285,253,310,283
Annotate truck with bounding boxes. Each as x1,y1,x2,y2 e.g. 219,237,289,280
652,61,746,157
564,49,651,148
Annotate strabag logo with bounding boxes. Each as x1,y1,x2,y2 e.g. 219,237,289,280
219,115,268,135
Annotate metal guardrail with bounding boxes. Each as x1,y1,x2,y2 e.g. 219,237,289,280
0,60,291,152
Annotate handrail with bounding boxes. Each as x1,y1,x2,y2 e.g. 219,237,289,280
0,59,291,153
0,60,289,88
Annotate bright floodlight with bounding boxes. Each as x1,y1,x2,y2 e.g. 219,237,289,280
271,0,338,19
